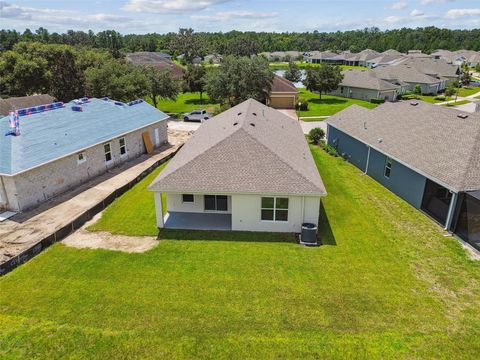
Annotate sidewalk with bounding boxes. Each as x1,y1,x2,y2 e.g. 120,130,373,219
0,131,190,273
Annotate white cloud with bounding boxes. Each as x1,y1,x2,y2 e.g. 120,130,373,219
384,15,402,23
191,10,278,22
391,1,407,10
122,0,230,13
421,0,455,5
410,9,424,17
445,8,480,19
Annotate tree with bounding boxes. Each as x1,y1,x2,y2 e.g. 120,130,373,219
284,61,302,83
413,84,422,96
224,37,260,57
475,63,480,72
85,60,148,102
205,56,274,106
169,28,202,64
445,86,456,97
304,64,343,99
49,47,84,101
183,64,206,100
308,128,325,144
143,66,179,108
460,63,471,86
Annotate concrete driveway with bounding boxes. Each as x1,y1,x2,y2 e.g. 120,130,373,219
300,120,327,135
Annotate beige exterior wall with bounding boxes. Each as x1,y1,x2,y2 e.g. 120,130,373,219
268,94,298,109
331,86,397,102
4,120,168,212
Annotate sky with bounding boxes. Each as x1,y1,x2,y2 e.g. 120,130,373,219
0,0,479,34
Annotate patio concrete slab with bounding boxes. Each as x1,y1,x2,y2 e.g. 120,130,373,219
164,212,232,231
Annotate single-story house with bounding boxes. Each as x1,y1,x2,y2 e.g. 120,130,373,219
149,99,326,233
126,52,184,78
306,51,337,64
326,101,480,250
330,69,401,102
0,94,55,116
344,49,380,67
0,98,168,212
204,54,223,64
267,75,299,109
366,53,405,69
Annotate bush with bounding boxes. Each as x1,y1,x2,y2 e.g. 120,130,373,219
296,99,309,111
214,103,231,115
434,95,446,101
308,127,325,144
370,98,385,104
320,140,338,157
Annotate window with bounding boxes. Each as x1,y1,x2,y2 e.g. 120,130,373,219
104,143,112,163
182,194,194,203
340,86,344,94
119,137,127,156
384,157,393,178
204,195,228,211
261,197,289,222
77,152,86,165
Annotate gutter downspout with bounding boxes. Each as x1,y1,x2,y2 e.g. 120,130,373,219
364,146,371,174
444,191,458,231
301,196,305,224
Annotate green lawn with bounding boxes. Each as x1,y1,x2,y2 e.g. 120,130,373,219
418,95,452,104
456,86,480,97
1,147,480,358
443,99,471,107
147,92,220,115
298,88,377,117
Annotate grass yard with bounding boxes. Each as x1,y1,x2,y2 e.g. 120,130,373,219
456,86,480,97
417,95,452,104
147,92,220,115
298,88,377,117
1,147,480,358
443,99,471,107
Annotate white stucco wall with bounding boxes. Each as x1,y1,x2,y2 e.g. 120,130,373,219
4,120,167,212
166,193,232,214
231,194,320,233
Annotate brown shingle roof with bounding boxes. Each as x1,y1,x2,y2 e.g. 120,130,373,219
326,101,480,192
125,52,184,78
149,99,326,196
271,75,298,94
0,95,55,116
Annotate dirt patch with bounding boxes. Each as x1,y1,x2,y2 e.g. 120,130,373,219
62,214,158,253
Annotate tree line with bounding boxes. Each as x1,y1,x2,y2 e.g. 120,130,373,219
1,27,480,56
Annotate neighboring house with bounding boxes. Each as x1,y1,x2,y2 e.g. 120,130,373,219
326,101,480,250
366,53,405,69
306,51,337,64
0,95,55,116
126,52,184,78
468,53,480,67
0,98,168,212
260,51,301,61
267,75,299,109
330,69,401,102
149,99,326,233
400,56,460,87
204,54,223,64
344,49,380,67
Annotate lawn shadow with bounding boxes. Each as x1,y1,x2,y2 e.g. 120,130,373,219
318,201,336,246
309,98,348,105
157,228,296,243
184,99,216,106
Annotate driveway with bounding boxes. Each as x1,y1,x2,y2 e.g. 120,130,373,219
300,120,327,135
167,119,202,132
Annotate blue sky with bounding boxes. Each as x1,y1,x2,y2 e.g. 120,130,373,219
1,0,479,34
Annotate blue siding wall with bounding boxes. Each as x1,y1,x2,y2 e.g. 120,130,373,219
327,126,368,171
327,125,427,209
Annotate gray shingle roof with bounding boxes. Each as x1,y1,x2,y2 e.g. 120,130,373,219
149,99,326,196
0,98,168,175
340,69,400,91
374,63,441,84
326,101,480,192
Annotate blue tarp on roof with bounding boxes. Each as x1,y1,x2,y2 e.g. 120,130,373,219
0,98,168,175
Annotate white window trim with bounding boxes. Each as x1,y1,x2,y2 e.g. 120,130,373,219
77,152,86,165
182,194,195,203
104,142,113,164
384,157,393,179
119,137,127,157
260,197,289,222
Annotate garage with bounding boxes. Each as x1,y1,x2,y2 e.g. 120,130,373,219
268,75,299,109
269,96,296,109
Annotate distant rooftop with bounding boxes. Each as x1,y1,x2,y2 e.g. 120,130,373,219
0,95,55,116
0,98,168,175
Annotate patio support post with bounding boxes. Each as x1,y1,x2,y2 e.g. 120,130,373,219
444,191,458,231
154,192,164,228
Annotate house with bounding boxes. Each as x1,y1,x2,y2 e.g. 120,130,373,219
366,53,405,69
400,56,460,87
344,49,380,67
306,51,337,64
0,98,168,212
149,99,326,233
330,69,401,102
126,52,184,78
267,75,299,109
0,94,55,116
326,101,480,250
204,54,223,64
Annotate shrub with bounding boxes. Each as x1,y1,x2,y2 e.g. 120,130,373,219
214,103,231,115
320,140,338,157
296,99,309,111
308,127,325,144
370,98,385,104
434,95,446,101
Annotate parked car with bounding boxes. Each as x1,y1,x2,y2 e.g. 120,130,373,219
183,109,212,122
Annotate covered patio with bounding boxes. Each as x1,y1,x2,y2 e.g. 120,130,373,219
163,211,232,231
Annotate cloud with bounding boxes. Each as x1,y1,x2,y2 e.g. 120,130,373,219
410,9,424,17
421,0,454,5
122,0,230,13
445,8,480,19
384,15,402,23
391,1,407,10
191,10,279,22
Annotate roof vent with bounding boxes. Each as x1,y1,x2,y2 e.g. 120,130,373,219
237,112,242,116
250,123,255,127
457,113,469,119
252,112,257,116
410,101,419,106
378,138,383,143
233,122,238,126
